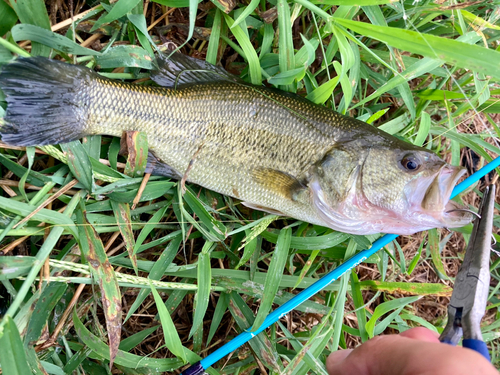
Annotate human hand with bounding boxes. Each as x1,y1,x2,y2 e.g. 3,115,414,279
326,327,497,375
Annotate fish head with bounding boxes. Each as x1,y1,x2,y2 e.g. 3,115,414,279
310,143,473,235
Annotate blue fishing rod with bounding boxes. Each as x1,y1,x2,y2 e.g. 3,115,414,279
183,156,500,375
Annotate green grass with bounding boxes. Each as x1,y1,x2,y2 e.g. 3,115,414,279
1,0,500,374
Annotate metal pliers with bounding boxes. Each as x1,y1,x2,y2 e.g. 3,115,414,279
439,185,495,361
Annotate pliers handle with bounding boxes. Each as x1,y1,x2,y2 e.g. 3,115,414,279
439,185,495,361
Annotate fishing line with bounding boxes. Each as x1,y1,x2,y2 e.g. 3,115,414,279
181,155,500,375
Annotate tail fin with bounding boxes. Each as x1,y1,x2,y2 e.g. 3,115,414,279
0,57,96,146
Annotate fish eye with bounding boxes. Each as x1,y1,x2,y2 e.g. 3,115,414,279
400,154,421,172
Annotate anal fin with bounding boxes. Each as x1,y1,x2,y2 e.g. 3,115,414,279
146,152,181,179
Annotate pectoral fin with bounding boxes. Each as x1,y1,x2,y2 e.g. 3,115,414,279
252,167,306,201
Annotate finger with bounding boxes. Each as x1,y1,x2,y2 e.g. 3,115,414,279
325,349,351,374
399,327,440,342
326,334,497,375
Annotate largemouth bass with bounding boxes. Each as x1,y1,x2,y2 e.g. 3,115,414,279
0,54,472,235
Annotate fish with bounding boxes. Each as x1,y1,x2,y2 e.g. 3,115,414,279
0,54,472,235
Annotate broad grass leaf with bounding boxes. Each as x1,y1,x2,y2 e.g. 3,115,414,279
127,14,156,56
73,309,185,371
151,0,189,6
8,0,50,56
207,292,229,345
236,233,259,269
0,1,17,37
429,128,499,162
296,35,318,67
0,316,32,374
189,241,215,337
183,188,226,240
92,0,142,31
110,200,137,274
268,66,306,86
76,207,122,367
107,180,175,203
12,24,100,56
406,240,425,275
306,76,340,104
96,45,154,69
223,14,262,85
25,282,67,346
252,227,291,330
119,325,160,351
149,281,188,363
229,292,280,371
365,296,421,338
133,203,170,254
0,256,35,280
124,235,182,323
335,19,500,80
427,228,449,280
414,112,430,147
206,8,222,64
261,230,349,250
414,89,466,101
232,0,260,29
18,146,35,203
0,196,78,237
316,0,396,4
461,10,500,31
277,0,295,91
399,313,439,333
60,141,94,192
293,249,320,289
350,270,369,342
278,320,330,374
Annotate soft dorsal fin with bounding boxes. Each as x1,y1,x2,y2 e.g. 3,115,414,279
151,52,244,88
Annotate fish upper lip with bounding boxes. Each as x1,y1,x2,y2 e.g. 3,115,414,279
421,165,465,212
421,165,473,226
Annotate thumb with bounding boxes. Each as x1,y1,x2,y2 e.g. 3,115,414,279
326,328,496,375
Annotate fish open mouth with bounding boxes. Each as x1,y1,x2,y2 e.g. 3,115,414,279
420,165,473,227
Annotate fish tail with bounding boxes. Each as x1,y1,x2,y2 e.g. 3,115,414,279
0,57,96,146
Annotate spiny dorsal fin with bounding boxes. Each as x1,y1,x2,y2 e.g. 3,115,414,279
252,167,306,200
151,52,244,88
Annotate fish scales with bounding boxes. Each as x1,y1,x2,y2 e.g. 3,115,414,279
82,78,349,224
0,56,473,234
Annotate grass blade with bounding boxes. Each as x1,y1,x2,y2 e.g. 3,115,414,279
365,296,421,338
12,24,100,56
0,315,32,374
427,228,449,280
335,19,500,80
73,309,185,370
60,141,94,192
76,205,122,367
92,0,142,31
25,282,67,346
223,14,262,85
8,0,51,56
252,227,291,330
110,200,138,274
149,280,188,363
189,241,215,337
